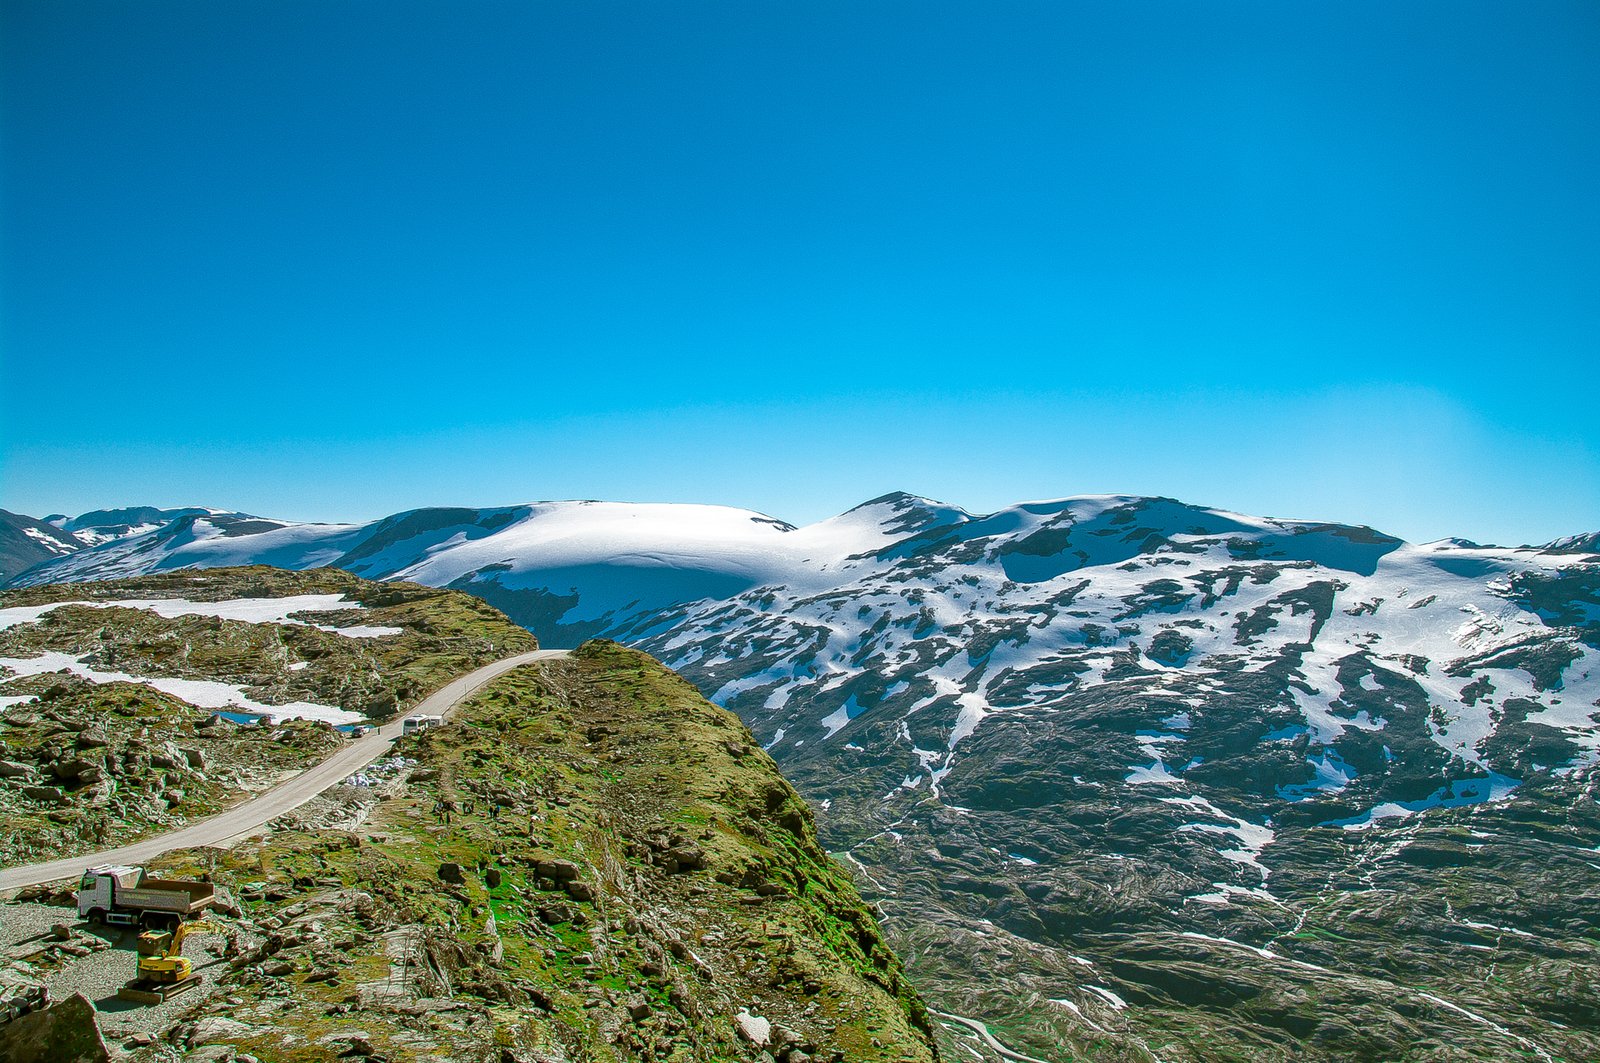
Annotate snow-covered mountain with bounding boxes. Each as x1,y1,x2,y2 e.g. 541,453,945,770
8,493,1600,1059
0,510,84,584
12,493,1600,799
1,506,230,583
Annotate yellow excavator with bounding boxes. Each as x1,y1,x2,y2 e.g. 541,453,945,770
118,919,227,1004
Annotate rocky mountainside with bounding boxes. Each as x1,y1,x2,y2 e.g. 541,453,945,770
1,575,933,1063
8,493,1599,1060
0,567,537,864
0,510,83,584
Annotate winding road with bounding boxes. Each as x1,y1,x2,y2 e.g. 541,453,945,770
0,649,569,891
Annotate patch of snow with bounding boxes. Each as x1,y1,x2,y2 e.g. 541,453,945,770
1163,794,1276,881
1084,986,1127,1010
0,594,393,639
325,625,403,638
819,698,857,740
0,650,359,724
1047,998,1105,1031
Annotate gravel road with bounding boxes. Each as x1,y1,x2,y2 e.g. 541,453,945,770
1,649,568,891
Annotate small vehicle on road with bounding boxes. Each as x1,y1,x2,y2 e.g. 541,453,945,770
402,714,444,735
77,865,215,930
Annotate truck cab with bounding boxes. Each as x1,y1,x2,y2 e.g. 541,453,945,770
78,865,144,926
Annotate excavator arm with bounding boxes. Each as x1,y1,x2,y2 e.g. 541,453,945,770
164,919,225,958
136,919,227,983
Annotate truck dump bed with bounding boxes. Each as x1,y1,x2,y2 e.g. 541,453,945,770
117,880,215,914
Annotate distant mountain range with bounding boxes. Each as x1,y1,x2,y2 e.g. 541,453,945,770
0,506,216,583
5,493,1599,1060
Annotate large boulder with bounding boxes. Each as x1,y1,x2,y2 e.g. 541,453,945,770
74,728,110,749
187,1015,258,1047
534,859,580,881
149,742,187,771
52,758,102,782
0,992,110,1063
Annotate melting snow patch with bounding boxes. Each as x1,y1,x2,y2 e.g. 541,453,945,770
1179,932,1280,961
0,595,394,639
1126,732,1187,786
326,625,402,638
763,728,786,750
1185,883,1284,906
0,603,91,632
1334,773,1521,829
1416,993,1554,1061
0,651,360,724
1163,794,1275,880
1126,760,1183,786
1084,986,1127,1010
1048,999,1104,1031
1278,750,1356,800
819,696,862,740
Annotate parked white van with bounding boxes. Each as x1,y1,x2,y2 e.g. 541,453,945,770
402,714,444,735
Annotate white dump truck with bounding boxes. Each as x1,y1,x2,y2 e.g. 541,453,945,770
77,865,215,930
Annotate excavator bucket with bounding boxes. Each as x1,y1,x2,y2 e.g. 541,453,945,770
136,930,172,957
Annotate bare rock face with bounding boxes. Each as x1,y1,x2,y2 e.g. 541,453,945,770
0,992,110,1063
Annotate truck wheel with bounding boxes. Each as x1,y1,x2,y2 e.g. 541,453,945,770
87,908,107,926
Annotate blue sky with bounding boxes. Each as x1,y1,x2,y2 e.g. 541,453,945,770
3,0,1596,545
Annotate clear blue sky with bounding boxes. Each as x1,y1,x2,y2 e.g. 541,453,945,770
3,1,1596,546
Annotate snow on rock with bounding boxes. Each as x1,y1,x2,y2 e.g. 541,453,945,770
0,594,397,638
0,651,357,724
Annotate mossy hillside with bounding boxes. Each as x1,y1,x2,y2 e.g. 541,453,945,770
392,638,938,1059
0,680,342,864
0,566,538,863
122,641,936,1063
